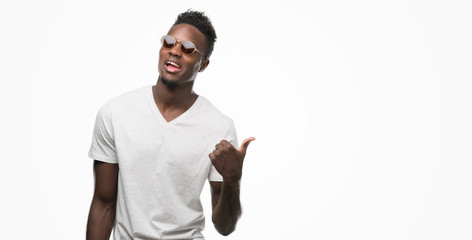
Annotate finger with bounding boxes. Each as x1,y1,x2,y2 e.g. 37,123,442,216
209,152,217,162
215,143,224,151
219,140,235,150
238,137,256,156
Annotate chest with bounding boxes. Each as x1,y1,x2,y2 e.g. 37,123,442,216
113,116,221,174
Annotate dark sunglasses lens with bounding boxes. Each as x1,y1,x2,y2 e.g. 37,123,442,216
162,36,175,48
181,41,196,54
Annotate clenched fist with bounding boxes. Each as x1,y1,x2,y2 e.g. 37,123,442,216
209,137,255,184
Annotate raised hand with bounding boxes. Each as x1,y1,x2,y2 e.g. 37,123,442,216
209,137,255,184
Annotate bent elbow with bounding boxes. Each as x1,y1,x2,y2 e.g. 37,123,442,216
212,220,236,236
216,226,235,236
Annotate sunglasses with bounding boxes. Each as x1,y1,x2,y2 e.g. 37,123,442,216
160,35,205,56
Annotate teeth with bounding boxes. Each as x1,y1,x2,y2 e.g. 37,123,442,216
167,61,180,68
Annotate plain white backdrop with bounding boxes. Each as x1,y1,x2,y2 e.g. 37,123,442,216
1,0,471,239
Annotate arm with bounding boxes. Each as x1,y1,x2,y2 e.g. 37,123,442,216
210,180,241,236
86,160,119,240
209,137,255,236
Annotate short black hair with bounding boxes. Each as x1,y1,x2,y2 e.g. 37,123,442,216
173,10,217,59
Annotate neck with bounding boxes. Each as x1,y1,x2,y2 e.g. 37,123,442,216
153,77,198,109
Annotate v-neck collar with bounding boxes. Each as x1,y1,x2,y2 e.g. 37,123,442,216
147,85,202,126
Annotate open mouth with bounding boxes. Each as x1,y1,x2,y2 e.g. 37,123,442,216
165,61,182,73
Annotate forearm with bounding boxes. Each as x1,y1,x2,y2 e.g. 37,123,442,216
86,198,116,240
212,181,241,236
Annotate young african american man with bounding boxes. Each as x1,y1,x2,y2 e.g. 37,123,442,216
86,10,255,240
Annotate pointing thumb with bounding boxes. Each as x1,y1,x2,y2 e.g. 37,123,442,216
238,137,256,156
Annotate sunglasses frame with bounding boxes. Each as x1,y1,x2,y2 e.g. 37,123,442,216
160,35,205,57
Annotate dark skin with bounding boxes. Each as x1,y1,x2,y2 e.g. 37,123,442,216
209,138,255,235
86,23,254,239
86,161,118,240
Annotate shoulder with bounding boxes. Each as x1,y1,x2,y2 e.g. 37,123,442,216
197,96,238,145
99,85,150,113
197,96,235,128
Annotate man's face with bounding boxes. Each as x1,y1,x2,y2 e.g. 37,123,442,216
158,23,209,86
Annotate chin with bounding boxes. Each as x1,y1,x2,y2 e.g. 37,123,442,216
160,77,179,88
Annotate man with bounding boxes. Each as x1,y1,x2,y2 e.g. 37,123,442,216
86,10,254,240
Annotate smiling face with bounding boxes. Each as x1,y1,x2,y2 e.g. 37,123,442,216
158,23,210,87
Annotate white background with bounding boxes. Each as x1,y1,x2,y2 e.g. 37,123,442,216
1,0,471,239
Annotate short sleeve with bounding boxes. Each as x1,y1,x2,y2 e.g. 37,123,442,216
88,102,118,164
208,120,239,182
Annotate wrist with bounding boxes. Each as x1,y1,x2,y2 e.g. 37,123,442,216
222,177,241,187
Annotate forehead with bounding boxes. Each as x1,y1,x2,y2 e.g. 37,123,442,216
167,23,207,50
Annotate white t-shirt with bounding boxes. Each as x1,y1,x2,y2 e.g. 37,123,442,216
88,85,238,240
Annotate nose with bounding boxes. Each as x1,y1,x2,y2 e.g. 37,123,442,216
168,42,182,57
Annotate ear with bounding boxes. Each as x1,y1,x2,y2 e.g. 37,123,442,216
198,59,210,72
